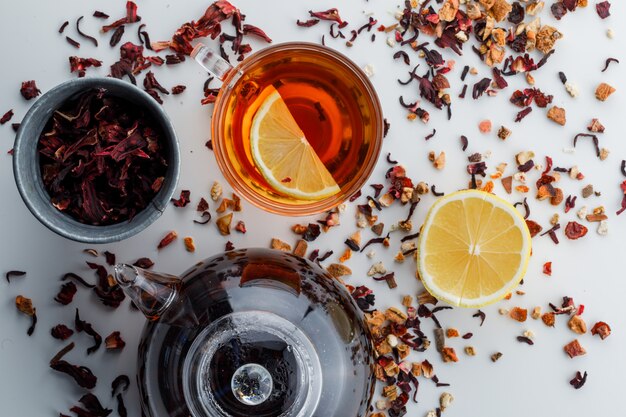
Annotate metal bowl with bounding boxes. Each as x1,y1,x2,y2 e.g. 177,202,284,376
12,77,180,244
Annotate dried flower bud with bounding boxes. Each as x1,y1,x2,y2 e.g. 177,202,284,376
440,392,454,411
415,182,430,194
210,181,222,201
497,126,512,140
15,295,35,316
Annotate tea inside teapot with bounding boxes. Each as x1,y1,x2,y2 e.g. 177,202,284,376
115,248,375,417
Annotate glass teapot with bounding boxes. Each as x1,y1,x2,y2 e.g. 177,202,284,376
114,248,375,417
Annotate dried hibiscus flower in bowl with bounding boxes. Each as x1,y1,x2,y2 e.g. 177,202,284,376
13,77,180,243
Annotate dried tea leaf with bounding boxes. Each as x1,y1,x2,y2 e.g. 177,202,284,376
158,231,178,249
51,324,74,341
5,270,26,283
105,331,126,350
54,282,77,305
50,342,97,389
75,308,102,355
111,374,131,397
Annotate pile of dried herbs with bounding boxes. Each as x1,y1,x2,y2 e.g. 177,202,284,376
38,88,169,225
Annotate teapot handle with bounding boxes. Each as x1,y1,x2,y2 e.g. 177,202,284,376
191,43,235,81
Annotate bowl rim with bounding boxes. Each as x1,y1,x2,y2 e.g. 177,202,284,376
13,77,180,244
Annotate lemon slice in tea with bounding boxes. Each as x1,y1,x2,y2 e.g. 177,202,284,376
250,87,340,201
417,190,532,308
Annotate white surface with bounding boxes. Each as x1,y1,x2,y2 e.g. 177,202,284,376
0,1,624,416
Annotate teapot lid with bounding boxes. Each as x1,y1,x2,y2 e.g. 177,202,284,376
183,311,322,417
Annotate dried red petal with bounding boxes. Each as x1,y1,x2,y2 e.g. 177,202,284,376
551,2,568,20
151,1,239,54
0,109,14,125
569,371,588,389
196,197,209,212
525,219,542,237
54,282,77,305
50,342,97,389
70,393,112,417
515,107,532,122
102,0,141,32
69,56,103,77
133,257,154,269
564,221,588,240
105,331,126,350
309,8,347,26
171,85,187,94
171,190,191,207
242,24,272,43
235,220,247,233
596,1,611,19
75,308,102,355
590,321,611,339
543,262,552,276
158,231,178,249
51,324,74,340
20,80,41,100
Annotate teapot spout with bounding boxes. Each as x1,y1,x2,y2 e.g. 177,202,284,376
191,43,235,81
114,264,181,321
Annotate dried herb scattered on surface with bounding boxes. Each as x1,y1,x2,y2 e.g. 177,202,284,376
15,295,37,335
75,308,102,355
20,80,41,100
51,324,75,340
0,109,14,125
5,270,26,283
38,88,168,225
49,342,97,389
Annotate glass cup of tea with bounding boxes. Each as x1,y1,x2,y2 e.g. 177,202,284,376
192,42,383,216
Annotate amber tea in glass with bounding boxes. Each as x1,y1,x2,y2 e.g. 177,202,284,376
193,42,383,215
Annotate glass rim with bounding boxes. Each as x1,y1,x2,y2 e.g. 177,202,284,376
211,41,383,216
